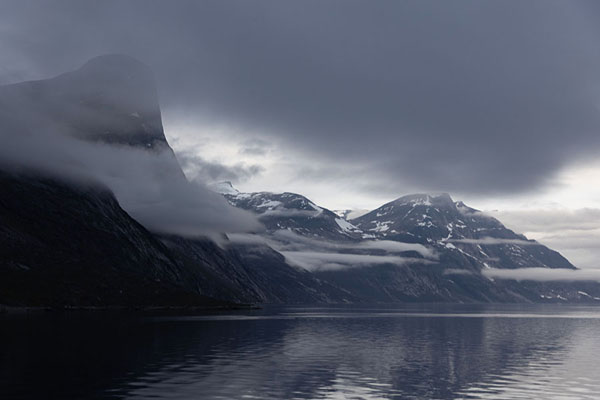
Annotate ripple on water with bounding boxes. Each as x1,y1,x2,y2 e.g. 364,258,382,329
3,305,600,399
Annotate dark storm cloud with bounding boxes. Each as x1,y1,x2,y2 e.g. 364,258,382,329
2,0,600,195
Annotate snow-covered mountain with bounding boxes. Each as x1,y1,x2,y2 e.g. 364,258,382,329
220,187,363,240
351,193,574,271
212,185,596,303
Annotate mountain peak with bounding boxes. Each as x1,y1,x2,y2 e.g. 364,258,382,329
40,54,168,149
394,193,454,207
78,54,153,78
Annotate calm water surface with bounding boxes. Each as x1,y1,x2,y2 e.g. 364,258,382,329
2,304,600,399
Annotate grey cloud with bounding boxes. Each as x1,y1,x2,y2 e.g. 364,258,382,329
238,138,271,156
270,229,436,258
3,1,600,196
355,240,437,259
483,268,600,282
224,230,438,271
177,149,264,184
0,121,262,238
449,238,538,246
258,209,321,219
281,251,434,272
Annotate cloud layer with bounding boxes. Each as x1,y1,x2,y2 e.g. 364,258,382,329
0,127,262,237
2,1,600,198
483,268,600,282
226,229,437,271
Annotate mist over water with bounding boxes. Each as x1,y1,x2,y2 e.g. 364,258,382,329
2,305,600,399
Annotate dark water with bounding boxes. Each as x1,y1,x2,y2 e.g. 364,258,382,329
2,305,600,399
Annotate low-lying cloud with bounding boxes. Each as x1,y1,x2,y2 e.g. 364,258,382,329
0,118,262,237
443,268,476,276
271,229,437,258
0,55,263,238
483,268,600,282
449,238,538,246
258,209,322,219
225,229,437,271
281,251,433,272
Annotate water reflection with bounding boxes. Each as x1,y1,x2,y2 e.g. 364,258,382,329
2,305,600,399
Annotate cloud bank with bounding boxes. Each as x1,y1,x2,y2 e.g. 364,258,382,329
226,229,437,271
0,55,262,237
449,238,538,246
281,251,433,272
0,127,262,237
483,268,600,282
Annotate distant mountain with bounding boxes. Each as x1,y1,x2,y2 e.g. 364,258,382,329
2,55,599,307
351,193,574,270
213,185,599,303
221,187,363,240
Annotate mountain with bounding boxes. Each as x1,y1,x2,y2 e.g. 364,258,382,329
0,170,221,307
351,193,574,270
220,187,362,240
314,193,586,302
214,185,600,303
2,55,599,307
0,54,184,179
0,56,352,307
2,55,164,148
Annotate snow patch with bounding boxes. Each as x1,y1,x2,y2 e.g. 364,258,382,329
335,218,360,233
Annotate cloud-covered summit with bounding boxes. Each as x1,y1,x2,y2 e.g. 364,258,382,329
0,54,262,237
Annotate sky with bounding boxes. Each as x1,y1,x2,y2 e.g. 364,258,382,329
1,0,600,268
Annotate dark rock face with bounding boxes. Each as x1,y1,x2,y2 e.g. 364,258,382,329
0,171,213,307
159,236,352,304
0,170,350,306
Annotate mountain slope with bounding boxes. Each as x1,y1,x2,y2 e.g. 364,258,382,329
351,193,574,271
0,56,353,306
0,170,221,307
216,187,598,303
220,187,362,240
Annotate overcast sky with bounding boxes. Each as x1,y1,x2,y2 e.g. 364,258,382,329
1,0,600,267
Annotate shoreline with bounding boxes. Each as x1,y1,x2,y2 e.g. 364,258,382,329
0,303,260,315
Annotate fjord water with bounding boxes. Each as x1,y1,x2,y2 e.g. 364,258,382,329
2,305,600,399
